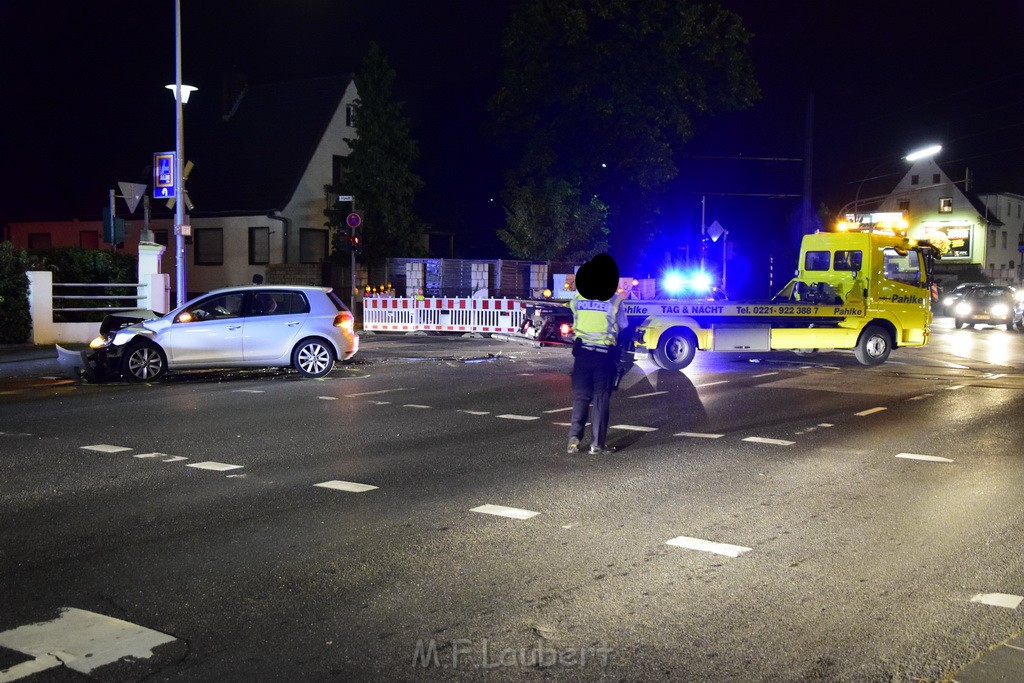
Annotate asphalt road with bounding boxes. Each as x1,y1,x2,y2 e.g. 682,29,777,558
2,322,1024,681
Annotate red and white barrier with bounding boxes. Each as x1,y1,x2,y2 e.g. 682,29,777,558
362,297,522,333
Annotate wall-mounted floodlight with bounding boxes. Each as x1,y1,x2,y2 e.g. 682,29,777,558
905,144,942,162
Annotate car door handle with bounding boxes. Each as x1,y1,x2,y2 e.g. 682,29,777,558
227,325,242,331
286,321,301,327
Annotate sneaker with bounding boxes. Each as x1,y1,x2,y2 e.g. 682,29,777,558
589,445,616,455
567,437,580,454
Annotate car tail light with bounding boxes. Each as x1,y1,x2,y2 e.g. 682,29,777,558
333,311,355,334
559,322,572,336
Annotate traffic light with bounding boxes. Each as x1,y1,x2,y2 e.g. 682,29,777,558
349,234,362,252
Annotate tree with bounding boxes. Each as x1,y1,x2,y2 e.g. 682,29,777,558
337,43,426,265
491,0,760,260
498,176,609,260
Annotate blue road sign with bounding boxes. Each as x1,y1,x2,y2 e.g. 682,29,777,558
153,152,176,199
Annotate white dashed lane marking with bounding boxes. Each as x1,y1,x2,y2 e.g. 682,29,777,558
543,407,573,413
81,444,132,453
629,391,668,399
471,504,540,520
346,388,411,397
675,432,724,439
233,389,264,394
318,396,338,401
752,371,779,378
134,453,189,463
610,424,658,432
496,414,540,421
403,404,431,409
855,407,887,416
665,535,751,558
946,385,965,391
694,380,729,388
896,452,954,463
186,461,244,472
458,410,490,416
971,593,1023,609
743,437,795,446
315,480,378,493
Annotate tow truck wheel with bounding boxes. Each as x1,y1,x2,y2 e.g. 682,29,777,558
792,348,818,357
954,318,964,329
121,341,167,382
854,325,892,366
652,327,697,370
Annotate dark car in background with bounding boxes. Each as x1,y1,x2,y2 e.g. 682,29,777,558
953,285,1024,331
941,282,985,315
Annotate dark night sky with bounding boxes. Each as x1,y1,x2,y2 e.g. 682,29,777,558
3,1,1024,267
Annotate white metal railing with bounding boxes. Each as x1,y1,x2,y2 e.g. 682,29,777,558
362,297,522,334
27,271,170,345
52,282,150,313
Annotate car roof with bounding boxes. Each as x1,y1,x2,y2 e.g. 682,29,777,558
201,285,332,296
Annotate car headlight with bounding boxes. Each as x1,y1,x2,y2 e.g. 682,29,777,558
992,303,1009,317
955,302,972,316
89,335,110,349
943,297,954,306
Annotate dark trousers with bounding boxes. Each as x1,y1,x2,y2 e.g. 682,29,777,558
569,348,616,447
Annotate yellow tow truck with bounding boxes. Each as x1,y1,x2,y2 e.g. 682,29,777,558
633,219,940,370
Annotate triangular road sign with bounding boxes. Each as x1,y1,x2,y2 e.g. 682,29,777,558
117,182,147,214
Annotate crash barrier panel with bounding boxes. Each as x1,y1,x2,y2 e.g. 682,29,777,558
26,271,170,345
362,297,523,333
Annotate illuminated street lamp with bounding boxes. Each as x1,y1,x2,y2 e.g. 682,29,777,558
905,144,942,162
844,144,943,218
164,83,197,104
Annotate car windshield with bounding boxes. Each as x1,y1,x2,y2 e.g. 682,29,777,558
968,287,1011,302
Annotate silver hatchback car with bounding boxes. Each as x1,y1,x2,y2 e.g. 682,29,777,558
77,285,358,382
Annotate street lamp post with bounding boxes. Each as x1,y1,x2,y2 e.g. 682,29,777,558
172,0,187,307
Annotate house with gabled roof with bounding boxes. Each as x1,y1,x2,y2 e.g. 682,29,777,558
873,157,1014,285
3,74,359,303
179,73,358,296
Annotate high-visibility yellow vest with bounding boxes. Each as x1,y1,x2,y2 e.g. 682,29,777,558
570,293,623,347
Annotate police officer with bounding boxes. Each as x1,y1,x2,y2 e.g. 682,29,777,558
567,253,629,455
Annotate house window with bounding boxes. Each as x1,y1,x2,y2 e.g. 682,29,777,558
249,226,270,265
911,175,919,185
194,228,224,265
80,231,99,249
1012,260,1016,270
299,228,328,264
153,230,169,246
932,174,940,184
990,229,996,245
898,200,910,213
939,197,953,213
28,233,51,249
345,104,356,127
1003,232,1008,249
332,154,345,188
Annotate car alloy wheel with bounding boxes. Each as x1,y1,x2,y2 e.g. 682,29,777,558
294,339,335,378
121,341,167,382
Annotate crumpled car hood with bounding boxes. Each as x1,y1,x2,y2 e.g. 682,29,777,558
98,309,163,335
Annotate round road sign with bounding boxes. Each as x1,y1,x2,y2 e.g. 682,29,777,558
346,212,362,229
